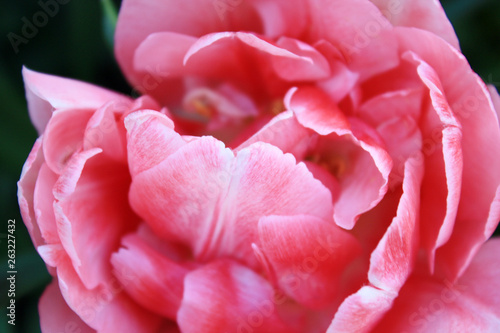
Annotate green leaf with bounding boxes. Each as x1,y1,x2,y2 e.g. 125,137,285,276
101,0,118,51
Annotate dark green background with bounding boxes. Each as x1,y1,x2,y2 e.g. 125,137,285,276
0,1,499,332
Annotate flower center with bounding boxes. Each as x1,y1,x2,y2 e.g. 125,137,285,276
306,152,349,179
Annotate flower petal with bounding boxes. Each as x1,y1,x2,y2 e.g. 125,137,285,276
54,150,138,289
111,233,190,320
125,110,183,177
130,135,333,268
368,153,424,292
177,259,290,333
373,239,500,332
397,28,500,280
257,214,361,308
369,0,459,49
23,67,130,134
33,163,59,244
42,109,94,174
17,138,45,248
39,280,95,333
235,110,312,159
327,286,395,333
308,0,399,80
54,253,162,332
115,0,261,95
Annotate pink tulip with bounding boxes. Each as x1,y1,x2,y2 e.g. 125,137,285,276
19,0,500,332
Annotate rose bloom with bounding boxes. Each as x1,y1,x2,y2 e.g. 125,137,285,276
18,0,500,332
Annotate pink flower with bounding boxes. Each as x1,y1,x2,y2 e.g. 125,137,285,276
19,0,500,332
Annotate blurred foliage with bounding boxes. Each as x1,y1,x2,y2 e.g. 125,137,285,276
0,0,499,332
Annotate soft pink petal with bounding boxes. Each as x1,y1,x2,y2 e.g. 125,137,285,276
39,280,95,333
397,28,500,280
129,136,234,260
177,259,290,333
54,151,138,289
33,163,59,244
369,0,459,49
115,0,261,89
42,109,94,174
332,122,392,229
54,253,162,332
307,0,399,80
133,32,197,79
286,87,392,229
368,153,424,292
328,153,424,332
314,40,360,103
257,215,361,308
235,110,313,159
285,86,350,136
488,85,500,122
125,110,183,177
251,0,308,39
217,143,334,265
23,67,130,134
17,138,45,248
373,240,500,332
376,116,423,190
401,51,463,272
83,102,127,162
130,137,333,268
111,233,190,320
357,89,423,128
327,286,395,333
272,36,331,81
38,243,65,269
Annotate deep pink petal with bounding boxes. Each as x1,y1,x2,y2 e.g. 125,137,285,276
307,0,399,80
83,102,127,162
39,280,95,333
22,67,130,134
125,110,183,177
258,215,361,308
285,86,350,136
357,89,423,128
177,259,290,333
111,233,190,320
327,286,395,333
328,153,424,332
130,137,333,268
286,87,393,229
397,28,500,279
373,240,500,332
115,0,261,89
272,36,331,81
33,163,59,244
129,136,234,260
42,109,94,174
376,116,422,190
17,138,45,248
54,150,138,289
53,253,162,332
235,110,313,159
133,32,197,79
251,0,308,38
368,153,424,292
369,0,459,49
220,143,334,264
